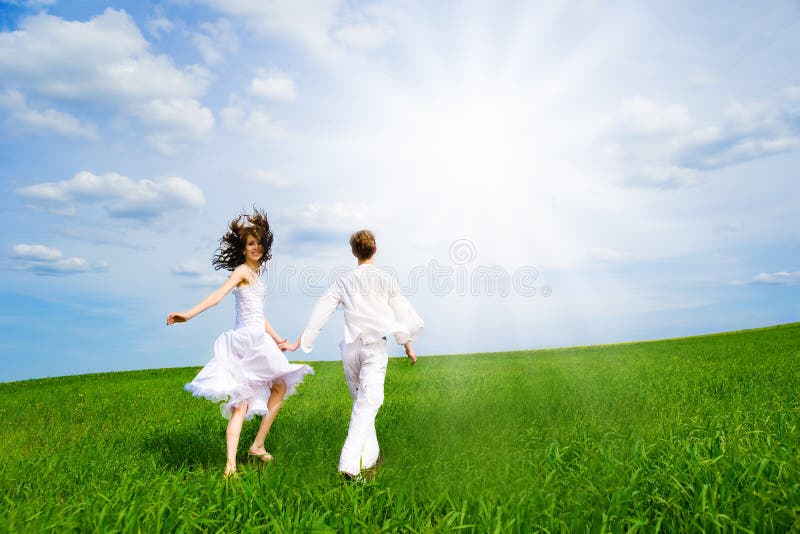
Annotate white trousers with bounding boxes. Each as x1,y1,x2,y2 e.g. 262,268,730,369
338,337,388,476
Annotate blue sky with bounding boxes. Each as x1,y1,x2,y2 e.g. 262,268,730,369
0,0,798,382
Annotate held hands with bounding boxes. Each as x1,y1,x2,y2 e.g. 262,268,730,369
167,312,190,325
278,337,301,352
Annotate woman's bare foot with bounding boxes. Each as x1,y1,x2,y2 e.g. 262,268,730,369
223,461,237,479
248,446,273,463
404,344,417,365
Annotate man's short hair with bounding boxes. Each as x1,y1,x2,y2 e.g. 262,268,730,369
350,229,376,260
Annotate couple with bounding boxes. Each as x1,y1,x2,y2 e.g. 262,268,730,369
167,209,423,479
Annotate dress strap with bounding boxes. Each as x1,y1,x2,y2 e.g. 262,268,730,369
235,265,258,291
244,265,260,280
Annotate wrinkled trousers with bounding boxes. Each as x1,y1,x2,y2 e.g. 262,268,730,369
338,338,388,476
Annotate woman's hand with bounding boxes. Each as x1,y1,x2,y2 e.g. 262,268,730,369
167,312,190,325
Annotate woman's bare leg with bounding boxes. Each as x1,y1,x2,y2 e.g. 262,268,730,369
250,381,287,456
225,403,248,476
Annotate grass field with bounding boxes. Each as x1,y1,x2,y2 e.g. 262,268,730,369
1,323,799,532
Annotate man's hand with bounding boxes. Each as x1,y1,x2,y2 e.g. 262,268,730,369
404,342,417,365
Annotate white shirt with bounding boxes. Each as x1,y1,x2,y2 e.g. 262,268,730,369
300,264,424,353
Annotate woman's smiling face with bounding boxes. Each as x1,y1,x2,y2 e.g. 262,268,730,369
244,234,263,263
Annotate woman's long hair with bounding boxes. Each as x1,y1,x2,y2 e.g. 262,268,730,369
212,208,274,271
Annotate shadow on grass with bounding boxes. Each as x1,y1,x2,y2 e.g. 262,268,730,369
139,426,224,470
136,417,328,471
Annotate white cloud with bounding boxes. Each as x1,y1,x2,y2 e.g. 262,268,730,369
283,201,378,251
613,92,800,188
199,0,341,57
243,169,291,188
172,260,207,275
699,137,800,169
0,9,212,152
589,248,634,264
293,201,372,232
12,244,63,261
333,20,392,49
138,98,215,155
1,89,26,108
219,103,245,128
12,105,97,140
221,102,287,138
0,9,206,102
11,243,106,275
624,165,699,189
715,222,743,233
249,68,296,101
191,18,239,65
0,90,97,140
723,100,768,125
172,260,227,287
609,97,699,189
147,17,175,39
199,0,396,57
244,109,287,138
783,86,800,100
219,93,286,137
688,71,719,87
752,271,800,285
676,99,800,170
619,96,693,135
16,171,206,219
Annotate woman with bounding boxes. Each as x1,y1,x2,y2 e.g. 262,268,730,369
167,208,313,478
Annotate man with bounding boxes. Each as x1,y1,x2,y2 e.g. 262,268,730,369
287,229,423,479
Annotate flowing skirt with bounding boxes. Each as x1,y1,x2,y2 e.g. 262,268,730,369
185,325,313,420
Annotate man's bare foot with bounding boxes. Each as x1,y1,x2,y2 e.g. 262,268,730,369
248,446,273,463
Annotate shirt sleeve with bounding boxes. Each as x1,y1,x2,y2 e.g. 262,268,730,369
300,283,343,353
388,281,424,345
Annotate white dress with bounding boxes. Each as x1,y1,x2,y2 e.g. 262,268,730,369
184,268,313,420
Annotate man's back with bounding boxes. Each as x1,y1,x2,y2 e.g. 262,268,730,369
301,263,422,352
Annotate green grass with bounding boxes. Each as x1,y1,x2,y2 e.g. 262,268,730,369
1,323,799,532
